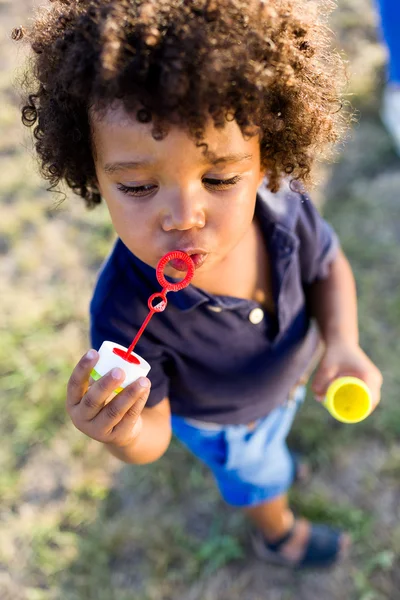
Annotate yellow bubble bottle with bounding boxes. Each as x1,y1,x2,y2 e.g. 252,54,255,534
324,377,372,424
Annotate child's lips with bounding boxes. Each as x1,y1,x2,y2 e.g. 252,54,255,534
189,253,208,269
169,250,209,271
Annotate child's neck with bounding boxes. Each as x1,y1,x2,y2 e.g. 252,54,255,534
192,217,275,314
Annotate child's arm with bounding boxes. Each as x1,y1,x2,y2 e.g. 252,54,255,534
308,248,359,347
307,248,383,408
66,351,171,465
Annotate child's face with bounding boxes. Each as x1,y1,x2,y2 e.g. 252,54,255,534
91,102,264,280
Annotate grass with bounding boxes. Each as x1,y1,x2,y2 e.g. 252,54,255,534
1,0,400,599
290,488,373,543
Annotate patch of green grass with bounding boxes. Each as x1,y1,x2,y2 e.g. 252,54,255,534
289,489,373,543
0,465,21,504
351,549,396,600
30,522,79,581
119,437,217,504
195,533,244,575
51,453,245,599
0,324,77,468
379,448,400,480
56,511,164,599
73,480,110,503
25,589,57,600
21,483,145,599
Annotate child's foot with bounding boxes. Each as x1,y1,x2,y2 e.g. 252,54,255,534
251,517,351,569
381,84,400,156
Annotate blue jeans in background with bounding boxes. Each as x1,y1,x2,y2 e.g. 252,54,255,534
376,0,400,84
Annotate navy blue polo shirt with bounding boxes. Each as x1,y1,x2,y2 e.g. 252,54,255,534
90,182,339,425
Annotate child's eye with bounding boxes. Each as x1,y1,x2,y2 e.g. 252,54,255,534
202,175,242,190
117,175,241,197
117,183,157,197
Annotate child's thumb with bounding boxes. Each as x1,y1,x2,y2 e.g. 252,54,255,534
311,363,337,401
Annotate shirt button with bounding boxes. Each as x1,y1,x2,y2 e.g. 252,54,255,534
249,307,264,324
207,304,223,313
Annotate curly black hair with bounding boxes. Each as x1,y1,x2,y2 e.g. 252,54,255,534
13,0,349,207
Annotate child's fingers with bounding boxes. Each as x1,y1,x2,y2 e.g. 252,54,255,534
66,349,99,410
311,362,338,398
107,409,143,445
77,367,126,421
94,378,151,440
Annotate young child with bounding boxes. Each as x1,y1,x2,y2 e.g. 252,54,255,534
15,0,383,569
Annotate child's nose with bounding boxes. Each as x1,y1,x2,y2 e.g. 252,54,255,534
161,189,206,231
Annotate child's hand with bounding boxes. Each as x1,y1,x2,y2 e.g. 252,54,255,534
66,350,151,448
311,341,383,412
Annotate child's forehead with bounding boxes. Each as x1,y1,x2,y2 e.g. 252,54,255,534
89,101,141,129
90,101,260,164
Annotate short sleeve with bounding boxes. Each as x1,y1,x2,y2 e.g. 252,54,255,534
90,309,170,408
296,195,340,285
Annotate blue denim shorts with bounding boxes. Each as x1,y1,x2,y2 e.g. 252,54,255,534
171,386,306,507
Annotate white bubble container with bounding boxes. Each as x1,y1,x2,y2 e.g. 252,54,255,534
90,341,151,394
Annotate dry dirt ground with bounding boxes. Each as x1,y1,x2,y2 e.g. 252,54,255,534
1,1,400,599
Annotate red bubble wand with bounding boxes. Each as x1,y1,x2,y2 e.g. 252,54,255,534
112,251,195,364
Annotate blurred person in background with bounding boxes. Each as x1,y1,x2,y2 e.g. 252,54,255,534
377,0,400,154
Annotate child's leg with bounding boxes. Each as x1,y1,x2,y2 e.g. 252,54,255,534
243,493,293,541
243,493,350,564
172,386,349,567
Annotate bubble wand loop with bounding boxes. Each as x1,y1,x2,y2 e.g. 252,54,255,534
90,251,193,394
120,251,195,361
